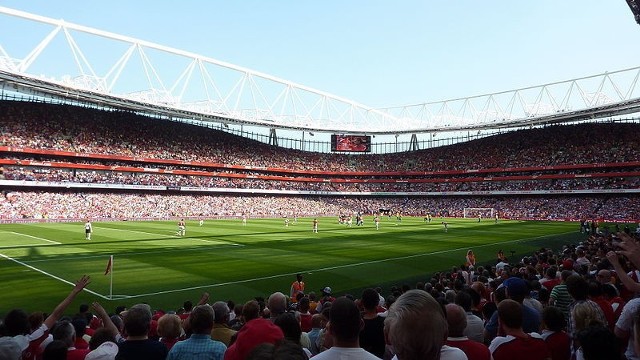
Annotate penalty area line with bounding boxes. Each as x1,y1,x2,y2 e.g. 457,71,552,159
118,231,575,299
0,253,109,300
2,231,61,245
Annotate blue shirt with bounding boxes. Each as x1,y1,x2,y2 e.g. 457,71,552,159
485,303,541,339
167,334,226,360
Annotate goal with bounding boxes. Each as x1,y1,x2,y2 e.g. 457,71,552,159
463,208,496,219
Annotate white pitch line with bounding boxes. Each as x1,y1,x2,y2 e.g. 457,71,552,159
0,253,108,300
118,231,576,299
25,243,245,263
94,226,232,244
1,231,61,245
93,226,167,237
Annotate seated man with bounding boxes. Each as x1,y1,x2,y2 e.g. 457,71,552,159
312,297,380,360
168,304,226,360
385,289,466,360
489,299,551,360
117,304,168,360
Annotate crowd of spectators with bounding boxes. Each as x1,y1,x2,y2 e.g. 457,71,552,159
1,101,639,174
3,166,640,193
4,225,640,359
1,190,639,221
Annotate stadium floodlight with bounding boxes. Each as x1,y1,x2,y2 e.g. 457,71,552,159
627,0,640,24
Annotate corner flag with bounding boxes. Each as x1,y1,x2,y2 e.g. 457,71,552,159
104,255,113,275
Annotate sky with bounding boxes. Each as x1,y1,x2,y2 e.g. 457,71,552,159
1,0,639,109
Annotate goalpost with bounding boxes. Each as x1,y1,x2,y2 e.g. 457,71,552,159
463,207,496,219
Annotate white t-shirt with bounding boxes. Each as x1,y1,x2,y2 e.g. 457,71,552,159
391,345,468,360
313,346,380,360
616,298,640,360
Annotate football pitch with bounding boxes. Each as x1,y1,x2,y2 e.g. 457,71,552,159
0,217,583,315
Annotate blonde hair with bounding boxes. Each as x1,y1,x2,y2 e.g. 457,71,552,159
572,302,603,333
157,314,182,339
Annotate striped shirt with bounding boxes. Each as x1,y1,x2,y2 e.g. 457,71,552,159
550,284,572,319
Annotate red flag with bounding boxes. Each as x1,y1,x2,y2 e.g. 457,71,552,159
104,255,113,275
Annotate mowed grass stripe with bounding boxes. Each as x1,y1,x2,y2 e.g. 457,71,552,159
0,218,580,314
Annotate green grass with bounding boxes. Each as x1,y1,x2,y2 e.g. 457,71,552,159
0,216,583,316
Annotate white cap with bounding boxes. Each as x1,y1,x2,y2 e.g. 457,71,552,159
85,341,119,360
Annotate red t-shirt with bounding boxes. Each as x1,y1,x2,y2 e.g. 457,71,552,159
490,334,551,360
446,337,491,360
542,331,571,360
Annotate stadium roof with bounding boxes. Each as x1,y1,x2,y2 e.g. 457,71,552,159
1,6,640,135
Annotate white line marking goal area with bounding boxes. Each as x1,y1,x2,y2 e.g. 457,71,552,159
0,231,61,248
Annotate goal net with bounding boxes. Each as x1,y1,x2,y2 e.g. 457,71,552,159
463,208,495,219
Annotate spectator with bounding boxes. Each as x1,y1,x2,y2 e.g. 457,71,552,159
384,289,466,360
484,277,541,343
576,325,621,360
223,312,284,360
1,275,90,360
117,304,168,360
312,297,379,360
540,306,570,360
445,304,490,360
157,314,182,351
488,299,550,360
51,320,90,360
358,288,386,358
167,304,226,360
273,312,311,358
211,302,236,347
266,293,287,322
455,290,484,343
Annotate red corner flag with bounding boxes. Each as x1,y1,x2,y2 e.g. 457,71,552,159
104,255,113,275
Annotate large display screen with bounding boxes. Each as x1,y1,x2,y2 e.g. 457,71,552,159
331,135,372,152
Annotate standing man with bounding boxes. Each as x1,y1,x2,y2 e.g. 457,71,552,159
313,218,318,233
85,219,92,240
374,216,380,231
291,274,305,304
242,214,247,226
177,219,186,237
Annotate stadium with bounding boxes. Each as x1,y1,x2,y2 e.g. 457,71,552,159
1,3,640,359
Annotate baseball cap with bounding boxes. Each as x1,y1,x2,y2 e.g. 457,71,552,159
504,277,529,298
0,335,29,360
322,287,332,295
85,341,119,360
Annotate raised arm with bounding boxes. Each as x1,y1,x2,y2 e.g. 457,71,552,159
606,251,640,294
197,292,210,306
614,232,640,268
92,301,120,337
43,275,91,329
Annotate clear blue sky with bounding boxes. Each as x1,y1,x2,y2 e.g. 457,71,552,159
1,1,639,108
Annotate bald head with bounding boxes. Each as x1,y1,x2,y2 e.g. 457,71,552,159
445,304,467,337
268,292,287,317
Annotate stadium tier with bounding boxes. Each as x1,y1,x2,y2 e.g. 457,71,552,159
1,100,639,221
